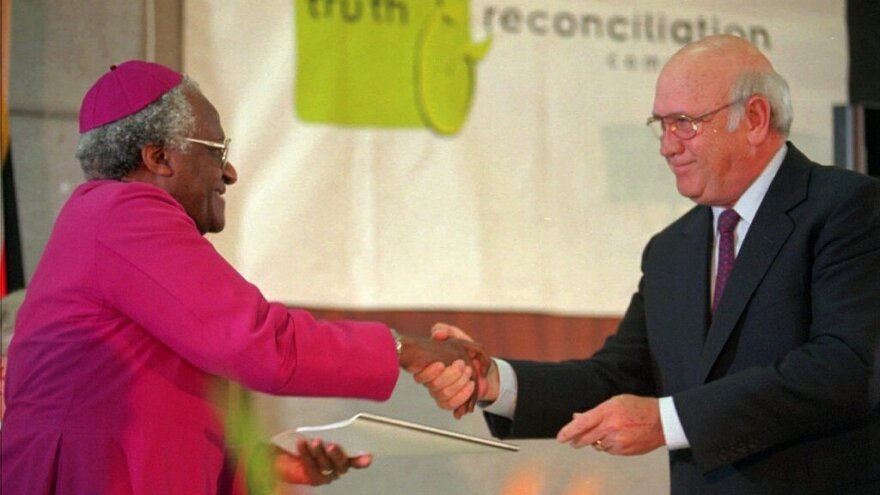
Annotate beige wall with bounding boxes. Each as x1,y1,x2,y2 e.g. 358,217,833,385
7,0,181,280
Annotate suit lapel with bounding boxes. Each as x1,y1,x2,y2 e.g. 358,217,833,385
698,143,811,382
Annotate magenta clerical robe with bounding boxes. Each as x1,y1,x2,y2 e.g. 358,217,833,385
1,180,399,494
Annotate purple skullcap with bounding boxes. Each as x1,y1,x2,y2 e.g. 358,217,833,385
78,60,183,133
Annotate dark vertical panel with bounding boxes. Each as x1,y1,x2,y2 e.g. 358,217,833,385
848,0,880,103
863,106,880,177
1,147,24,294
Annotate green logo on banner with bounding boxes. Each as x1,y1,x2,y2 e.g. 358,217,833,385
295,0,491,135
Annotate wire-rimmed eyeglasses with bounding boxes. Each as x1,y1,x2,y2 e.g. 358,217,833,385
184,137,231,170
646,100,743,140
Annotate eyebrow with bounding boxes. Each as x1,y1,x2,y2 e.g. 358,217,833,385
651,111,689,119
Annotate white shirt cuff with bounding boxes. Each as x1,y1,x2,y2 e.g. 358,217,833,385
659,396,690,450
479,358,517,419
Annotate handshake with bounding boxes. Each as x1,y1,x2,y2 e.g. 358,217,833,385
397,323,497,419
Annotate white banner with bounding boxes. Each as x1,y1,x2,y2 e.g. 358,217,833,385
184,0,846,315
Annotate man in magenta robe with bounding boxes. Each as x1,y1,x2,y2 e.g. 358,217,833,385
0,60,484,494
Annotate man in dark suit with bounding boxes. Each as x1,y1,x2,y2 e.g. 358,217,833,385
416,35,880,494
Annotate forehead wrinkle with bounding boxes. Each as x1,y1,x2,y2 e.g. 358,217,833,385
654,51,744,117
653,72,719,117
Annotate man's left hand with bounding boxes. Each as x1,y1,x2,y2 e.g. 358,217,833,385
274,439,372,486
556,394,665,456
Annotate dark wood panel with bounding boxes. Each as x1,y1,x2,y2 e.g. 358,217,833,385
303,307,622,362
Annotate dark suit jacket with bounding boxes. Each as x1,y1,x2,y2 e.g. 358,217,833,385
486,144,880,494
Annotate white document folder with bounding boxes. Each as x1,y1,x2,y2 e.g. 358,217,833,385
271,412,519,457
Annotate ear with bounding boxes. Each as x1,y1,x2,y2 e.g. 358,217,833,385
744,95,772,146
140,144,174,177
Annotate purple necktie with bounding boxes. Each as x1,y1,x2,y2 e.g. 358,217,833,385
712,209,740,312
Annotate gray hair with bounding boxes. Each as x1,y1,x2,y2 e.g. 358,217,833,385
727,71,793,136
75,77,201,180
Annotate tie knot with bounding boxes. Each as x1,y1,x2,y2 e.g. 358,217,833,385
718,209,740,234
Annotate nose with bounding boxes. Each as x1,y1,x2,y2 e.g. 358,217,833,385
659,128,684,159
223,161,238,185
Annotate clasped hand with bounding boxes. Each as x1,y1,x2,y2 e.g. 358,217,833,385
398,329,491,415
410,323,499,418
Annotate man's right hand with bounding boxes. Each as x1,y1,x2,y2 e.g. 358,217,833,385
413,323,501,418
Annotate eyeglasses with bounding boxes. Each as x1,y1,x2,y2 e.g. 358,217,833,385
184,137,231,170
646,100,743,140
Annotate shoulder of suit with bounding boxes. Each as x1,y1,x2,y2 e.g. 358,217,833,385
806,162,880,201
